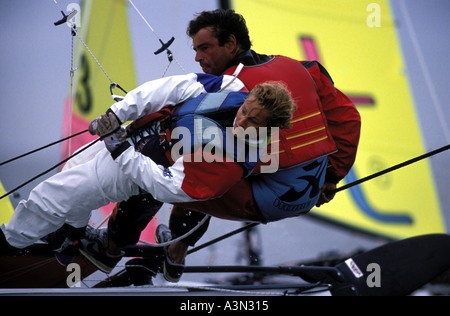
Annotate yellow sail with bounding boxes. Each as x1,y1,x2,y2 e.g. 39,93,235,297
0,181,14,225
230,0,444,239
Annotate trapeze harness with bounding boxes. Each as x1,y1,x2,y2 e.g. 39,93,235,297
225,56,337,221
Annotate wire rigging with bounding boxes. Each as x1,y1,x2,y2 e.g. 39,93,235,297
53,1,127,101
127,0,186,75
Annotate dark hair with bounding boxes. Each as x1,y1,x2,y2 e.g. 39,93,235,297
187,9,252,50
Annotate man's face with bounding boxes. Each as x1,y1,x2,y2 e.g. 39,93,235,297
233,95,269,139
192,27,237,75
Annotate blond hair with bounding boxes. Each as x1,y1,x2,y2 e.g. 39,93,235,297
249,81,297,129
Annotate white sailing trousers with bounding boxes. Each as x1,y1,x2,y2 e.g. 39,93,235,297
1,142,140,248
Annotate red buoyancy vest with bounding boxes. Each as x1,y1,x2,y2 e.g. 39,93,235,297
224,56,337,170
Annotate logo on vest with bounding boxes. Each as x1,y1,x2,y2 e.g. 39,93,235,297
272,159,327,214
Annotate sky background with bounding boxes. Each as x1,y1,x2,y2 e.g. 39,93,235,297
1,0,449,283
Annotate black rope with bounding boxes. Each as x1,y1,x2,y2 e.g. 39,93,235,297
333,143,450,193
0,129,89,167
188,222,258,255
0,138,101,200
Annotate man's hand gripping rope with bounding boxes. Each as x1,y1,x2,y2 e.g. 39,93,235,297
88,111,122,138
89,111,127,152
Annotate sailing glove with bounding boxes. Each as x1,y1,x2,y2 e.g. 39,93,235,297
89,110,122,137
